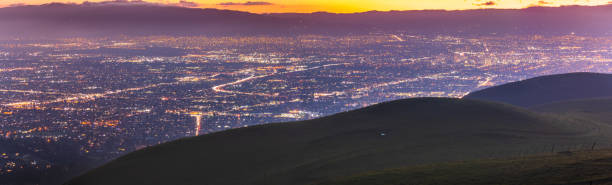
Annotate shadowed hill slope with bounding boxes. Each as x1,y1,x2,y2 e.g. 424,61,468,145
532,98,612,125
64,98,610,185
317,149,612,185
464,73,612,107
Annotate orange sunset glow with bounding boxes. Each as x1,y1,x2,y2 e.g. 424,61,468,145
1,0,610,13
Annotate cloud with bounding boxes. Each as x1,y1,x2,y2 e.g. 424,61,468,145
8,3,26,7
82,0,151,6
526,0,552,7
176,0,199,7
218,1,274,6
537,1,552,5
474,1,496,6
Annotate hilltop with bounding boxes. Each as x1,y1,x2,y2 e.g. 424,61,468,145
464,73,612,107
64,98,610,185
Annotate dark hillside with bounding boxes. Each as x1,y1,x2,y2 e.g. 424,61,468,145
532,98,612,125
64,98,609,185
317,149,612,185
464,73,612,107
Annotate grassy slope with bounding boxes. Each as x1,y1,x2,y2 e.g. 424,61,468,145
317,98,612,185
317,149,612,185
532,98,612,124
65,98,611,185
464,72,612,107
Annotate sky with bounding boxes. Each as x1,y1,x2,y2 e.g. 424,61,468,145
1,0,611,13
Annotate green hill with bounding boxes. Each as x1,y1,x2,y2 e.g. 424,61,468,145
464,73,612,107
532,98,612,125
64,98,611,185
316,149,612,185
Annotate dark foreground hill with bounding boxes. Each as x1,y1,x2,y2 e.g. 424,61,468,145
65,98,611,185
464,73,612,107
533,98,612,125
317,149,612,185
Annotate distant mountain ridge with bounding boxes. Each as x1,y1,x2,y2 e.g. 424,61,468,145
0,3,291,38
2,3,612,38
464,72,612,107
